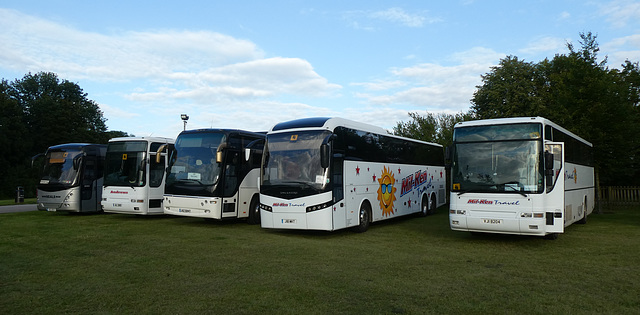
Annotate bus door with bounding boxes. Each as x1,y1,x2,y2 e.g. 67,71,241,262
148,144,168,211
544,142,564,234
221,150,240,218
81,154,99,211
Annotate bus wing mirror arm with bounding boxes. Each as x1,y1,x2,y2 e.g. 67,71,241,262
216,143,228,163
31,153,44,167
155,144,168,163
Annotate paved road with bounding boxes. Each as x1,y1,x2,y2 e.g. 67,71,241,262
0,204,38,214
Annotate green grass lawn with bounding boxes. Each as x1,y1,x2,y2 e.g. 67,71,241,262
1,206,638,314
0,198,37,206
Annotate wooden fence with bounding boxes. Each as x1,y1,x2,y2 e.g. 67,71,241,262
598,186,640,206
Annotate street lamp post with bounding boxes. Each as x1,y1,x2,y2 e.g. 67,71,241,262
181,114,189,131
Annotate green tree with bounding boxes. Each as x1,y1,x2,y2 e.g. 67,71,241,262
393,112,474,147
0,79,34,199
471,55,549,119
9,72,108,153
0,72,131,198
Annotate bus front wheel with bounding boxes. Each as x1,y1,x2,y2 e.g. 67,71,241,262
420,195,429,216
354,203,370,233
248,195,260,225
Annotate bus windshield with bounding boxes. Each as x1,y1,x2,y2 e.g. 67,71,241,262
40,149,84,186
452,123,544,194
104,141,148,187
166,132,225,189
262,130,331,193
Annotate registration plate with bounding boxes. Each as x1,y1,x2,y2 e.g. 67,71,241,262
483,219,502,224
282,219,297,224
113,203,122,207
47,208,56,212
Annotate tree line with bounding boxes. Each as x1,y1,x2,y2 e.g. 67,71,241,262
394,32,640,186
0,72,129,199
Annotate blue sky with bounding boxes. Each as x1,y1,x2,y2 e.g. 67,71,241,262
1,1,639,138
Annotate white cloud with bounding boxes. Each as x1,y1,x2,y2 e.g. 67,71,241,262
519,36,568,56
127,57,341,104
350,80,407,91
602,34,640,67
0,9,264,80
353,47,502,114
600,0,640,28
0,8,341,109
344,7,441,30
369,7,434,27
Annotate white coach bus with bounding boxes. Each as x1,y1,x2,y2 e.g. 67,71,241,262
101,137,174,215
259,117,446,232
163,129,265,224
448,117,595,239
35,143,107,213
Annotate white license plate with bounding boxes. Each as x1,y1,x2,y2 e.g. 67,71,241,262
47,208,56,212
483,219,502,224
282,219,297,224
113,203,122,207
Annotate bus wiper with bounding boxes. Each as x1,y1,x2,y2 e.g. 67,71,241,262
498,181,528,197
174,178,211,186
457,189,482,196
283,180,320,192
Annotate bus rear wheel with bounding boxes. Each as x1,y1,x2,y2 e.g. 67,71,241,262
429,195,437,215
354,203,370,233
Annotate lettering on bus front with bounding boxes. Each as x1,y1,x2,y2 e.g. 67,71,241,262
272,202,306,207
467,199,521,206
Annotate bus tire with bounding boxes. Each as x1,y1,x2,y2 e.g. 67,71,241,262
545,233,558,240
577,197,587,224
420,195,429,216
354,203,370,233
247,195,260,225
429,195,437,215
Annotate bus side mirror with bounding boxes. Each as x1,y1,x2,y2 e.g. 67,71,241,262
544,151,554,170
544,151,554,188
320,144,330,169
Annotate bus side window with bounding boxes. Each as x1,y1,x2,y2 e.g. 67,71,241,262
545,144,563,193
82,156,97,200
149,154,165,188
223,152,239,197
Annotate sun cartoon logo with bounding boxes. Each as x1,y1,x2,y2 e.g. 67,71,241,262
377,166,397,217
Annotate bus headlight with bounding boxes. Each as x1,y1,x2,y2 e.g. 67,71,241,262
259,203,272,212
306,201,332,213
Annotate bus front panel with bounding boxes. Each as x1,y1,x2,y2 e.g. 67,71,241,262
163,195,225,219
449,193,554,236
259,193,334,231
